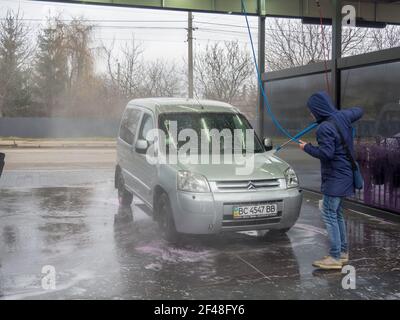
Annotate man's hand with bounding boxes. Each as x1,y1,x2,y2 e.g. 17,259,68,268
298,140,308,151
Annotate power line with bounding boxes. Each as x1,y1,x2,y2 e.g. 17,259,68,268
197,27,251,35
195,38,253,44
94,37,186,43
94,25,185,30
3,17,395,35
1,16,393,40
94,36,254,44
195,20,257,30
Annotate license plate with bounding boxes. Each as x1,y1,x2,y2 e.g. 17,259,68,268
232,203,278,219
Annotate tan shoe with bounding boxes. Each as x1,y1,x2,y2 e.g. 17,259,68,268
312,256,328,267
340,252,349,264
313,256,343,270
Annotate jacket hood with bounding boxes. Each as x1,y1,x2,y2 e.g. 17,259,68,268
307,91,337,122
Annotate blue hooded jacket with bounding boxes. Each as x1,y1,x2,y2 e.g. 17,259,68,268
304,91,363,197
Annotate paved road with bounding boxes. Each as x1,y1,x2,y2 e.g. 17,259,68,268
1,146,321,189
0,148,399,299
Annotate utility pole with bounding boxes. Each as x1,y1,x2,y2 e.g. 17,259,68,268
257,15,266,139
187,11,194,99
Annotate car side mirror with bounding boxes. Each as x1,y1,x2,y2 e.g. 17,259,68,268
263,138,273,151
135,139,148,154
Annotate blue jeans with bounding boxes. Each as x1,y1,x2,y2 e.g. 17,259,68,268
321,195,348,260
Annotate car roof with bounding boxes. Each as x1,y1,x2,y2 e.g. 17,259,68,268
126,97,239,114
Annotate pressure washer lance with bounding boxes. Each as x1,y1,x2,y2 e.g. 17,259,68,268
275,122,319,153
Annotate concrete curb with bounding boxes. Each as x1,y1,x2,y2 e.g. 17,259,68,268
303,188,400,224
0,141,116,149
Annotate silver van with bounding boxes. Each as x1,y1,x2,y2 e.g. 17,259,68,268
115,98,302,241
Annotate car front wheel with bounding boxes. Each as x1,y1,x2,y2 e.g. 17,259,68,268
157,193,179,243
269,228,291,234
256,227,292,239
116,173,133,207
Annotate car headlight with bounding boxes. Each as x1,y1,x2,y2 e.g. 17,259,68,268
284,167,299,188
177,170,210,193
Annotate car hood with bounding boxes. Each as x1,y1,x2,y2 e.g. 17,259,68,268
175,152,290,181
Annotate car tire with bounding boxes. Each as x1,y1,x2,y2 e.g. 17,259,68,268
116,173,133,207
269,227,291,235
118,186,133,207
257,227,291,240
276,228,292,233
114,206,134,224
158,193,179,243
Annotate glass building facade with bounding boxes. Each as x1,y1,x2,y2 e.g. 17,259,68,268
263,59,400,213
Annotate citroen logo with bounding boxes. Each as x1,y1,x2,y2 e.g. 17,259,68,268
247,181,256,190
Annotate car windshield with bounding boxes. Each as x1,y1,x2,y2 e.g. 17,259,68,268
158,112,264,154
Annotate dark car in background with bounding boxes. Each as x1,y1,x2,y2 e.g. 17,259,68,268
376,102,400,138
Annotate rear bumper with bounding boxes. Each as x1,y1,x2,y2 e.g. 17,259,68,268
170,188,303,234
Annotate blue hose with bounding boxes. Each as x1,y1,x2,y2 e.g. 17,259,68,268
240,0,318,151
241,0,294,141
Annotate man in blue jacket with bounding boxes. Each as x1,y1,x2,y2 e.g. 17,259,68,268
299,91,363,270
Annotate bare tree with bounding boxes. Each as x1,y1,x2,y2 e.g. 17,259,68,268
103,38,182,100
141,59,181,97
341,26,370,57
65,17,95,88
368,25,400,52
34,16,100,117
194,41,254,103
265,19,368,70
62,17,99,117
0,10,33,116
103,37,144,98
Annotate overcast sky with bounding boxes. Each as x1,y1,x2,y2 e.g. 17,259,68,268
0,0,259,72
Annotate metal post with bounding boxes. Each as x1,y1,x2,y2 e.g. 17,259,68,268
258,15,266,138
332,0,342,108
188,11,194,99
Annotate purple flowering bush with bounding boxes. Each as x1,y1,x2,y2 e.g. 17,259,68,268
355,138,400,213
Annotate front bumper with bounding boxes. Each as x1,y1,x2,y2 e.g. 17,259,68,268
170,187,303,234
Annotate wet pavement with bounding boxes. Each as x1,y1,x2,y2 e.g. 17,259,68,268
1,168,400,300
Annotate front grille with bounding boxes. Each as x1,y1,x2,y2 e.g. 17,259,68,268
215,179,280,192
